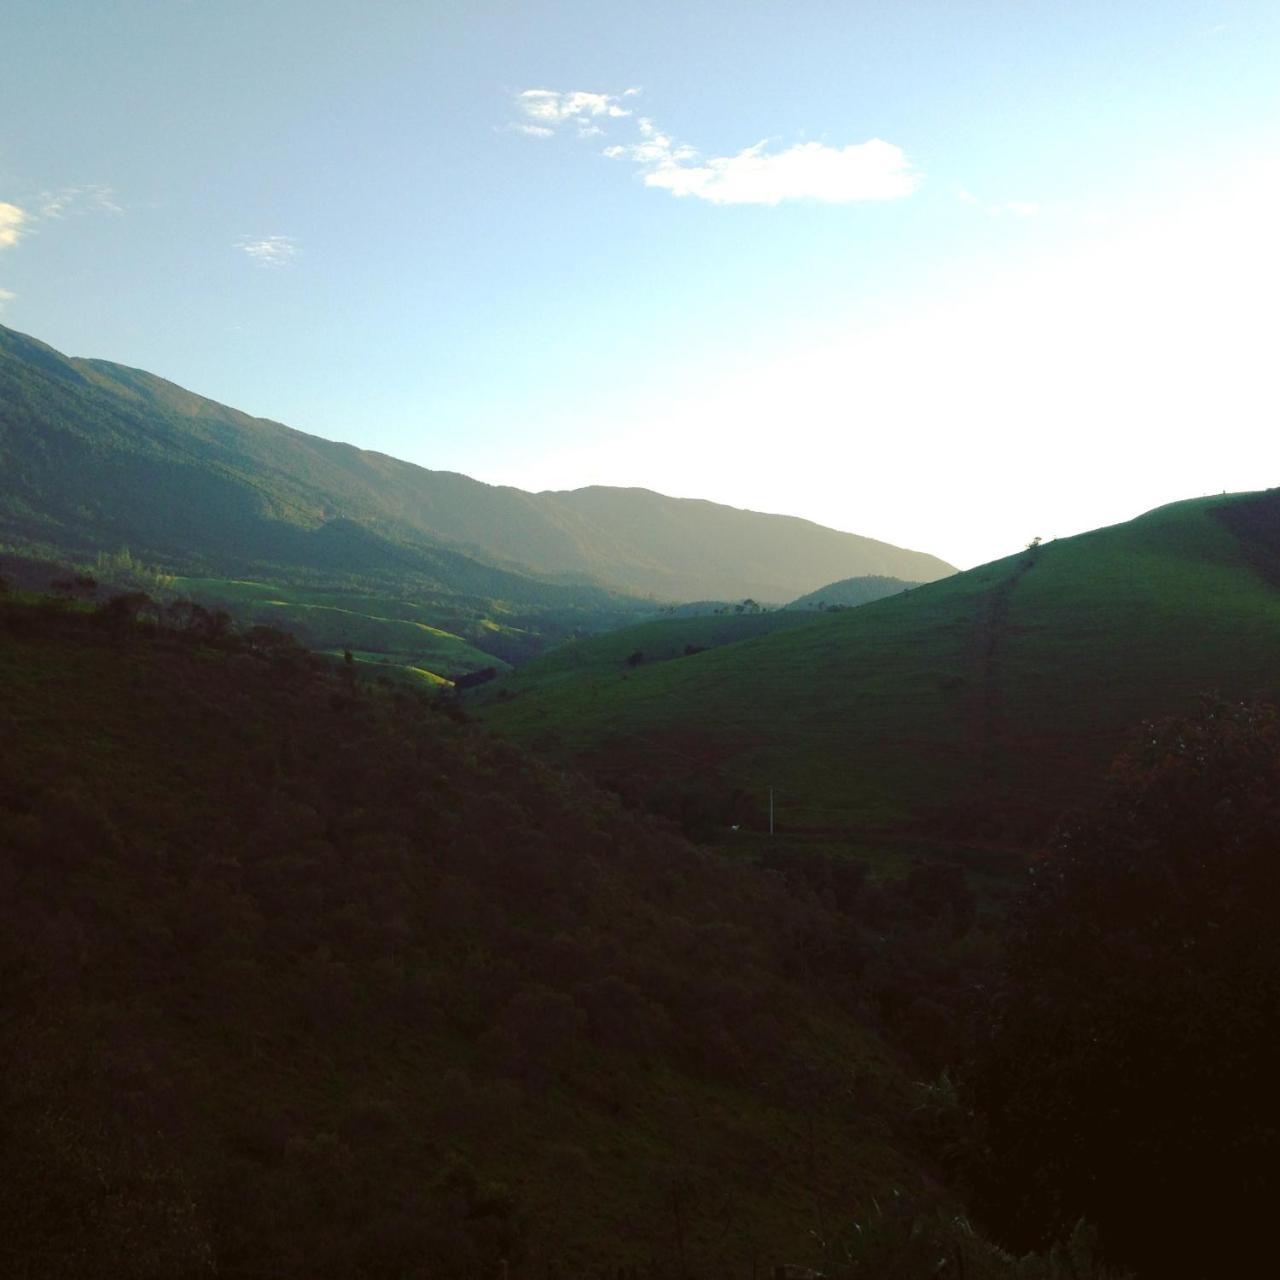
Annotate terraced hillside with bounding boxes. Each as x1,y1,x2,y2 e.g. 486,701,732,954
479,490,1280,845
169,576,522,685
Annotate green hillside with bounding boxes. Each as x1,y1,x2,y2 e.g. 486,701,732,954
169,577,517,683
0,323,954,605
491,607,822,689
480,490,1280,845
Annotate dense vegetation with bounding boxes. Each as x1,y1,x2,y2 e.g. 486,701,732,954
5,573,1273,1274
0,592,1004,1277
972,697,1280,1276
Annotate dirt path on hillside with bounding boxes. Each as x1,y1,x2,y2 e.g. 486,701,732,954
965,551,1038,782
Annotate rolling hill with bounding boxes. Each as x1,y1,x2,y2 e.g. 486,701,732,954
478,489,1280,846
491,606,824,689
0,323,954,604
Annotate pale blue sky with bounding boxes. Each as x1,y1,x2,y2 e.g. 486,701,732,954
3,1,1278,567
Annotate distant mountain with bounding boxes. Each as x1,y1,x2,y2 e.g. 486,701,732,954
785,574,920,610
0,324,954,603
536,486,955,601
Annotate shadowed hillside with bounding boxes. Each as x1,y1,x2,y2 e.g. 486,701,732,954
0,593,965,1276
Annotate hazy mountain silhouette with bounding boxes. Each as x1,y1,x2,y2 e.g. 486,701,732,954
785,574,921,609
0,323,954,602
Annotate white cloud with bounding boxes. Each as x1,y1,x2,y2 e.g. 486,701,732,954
638,137,920,206
235,235,299,268
40,185,122,218
514,89,632,131
0,188,121,256
0,202,28,248
511,88,920,206
0,287,15,309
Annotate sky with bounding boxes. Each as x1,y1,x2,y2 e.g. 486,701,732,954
2,0,1278,569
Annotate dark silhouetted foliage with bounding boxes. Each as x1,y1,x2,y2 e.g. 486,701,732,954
972,699,1280,1275
453,664,499,690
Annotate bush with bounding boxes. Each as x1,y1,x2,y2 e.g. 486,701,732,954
972,699,1280,1274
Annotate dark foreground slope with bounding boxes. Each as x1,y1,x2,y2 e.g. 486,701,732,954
0,323,953,602
0,596,967,1277
480,491,1280,846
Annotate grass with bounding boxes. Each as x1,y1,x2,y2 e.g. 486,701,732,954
479,491,1280,847
492,608,821,684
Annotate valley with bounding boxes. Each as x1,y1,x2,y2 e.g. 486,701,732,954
1,321,1276,1278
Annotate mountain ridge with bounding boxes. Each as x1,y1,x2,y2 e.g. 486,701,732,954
0,323,955,602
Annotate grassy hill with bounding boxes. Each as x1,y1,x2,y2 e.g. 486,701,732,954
0,324,953,605
492,607,822,688
479,490,1280,847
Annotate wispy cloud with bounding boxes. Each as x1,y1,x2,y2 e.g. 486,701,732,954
510,88,920,205
235,235,299,268
0,287,15,311
957,187,1039,218
0,202,28,249
612,126,919,206
39,184,123,219
513,88,635,138
1,186,122,255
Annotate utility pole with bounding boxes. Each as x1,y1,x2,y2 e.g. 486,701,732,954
769,785,774,836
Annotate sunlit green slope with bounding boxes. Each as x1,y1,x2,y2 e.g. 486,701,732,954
490,607,823,690
170,576,517,682
480,490,1280,842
